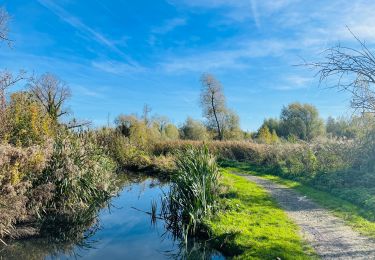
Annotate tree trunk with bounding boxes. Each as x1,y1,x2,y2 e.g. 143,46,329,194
211,95,222,140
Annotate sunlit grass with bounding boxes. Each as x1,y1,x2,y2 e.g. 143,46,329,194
205,171,316,259
223,161,375,240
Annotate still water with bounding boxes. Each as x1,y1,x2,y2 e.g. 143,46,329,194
1,177,225,260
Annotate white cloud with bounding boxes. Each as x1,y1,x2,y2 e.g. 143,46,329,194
287,75,312,85
159,39,291,73
72,84,103,97
272,75,312,91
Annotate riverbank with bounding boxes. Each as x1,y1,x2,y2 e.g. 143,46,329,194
205,171,315,259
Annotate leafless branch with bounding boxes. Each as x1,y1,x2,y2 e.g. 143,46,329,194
67,118,92,129
0,70,26,110
0,7,12,46
28,73,71,122
302,27,375,114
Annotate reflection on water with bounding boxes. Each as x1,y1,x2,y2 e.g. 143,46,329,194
0,176,225,260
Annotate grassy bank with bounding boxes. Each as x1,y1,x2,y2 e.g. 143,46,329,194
153,140,375,215
222,161,375,239
205,171,315,259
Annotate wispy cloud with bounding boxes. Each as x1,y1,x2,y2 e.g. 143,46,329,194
152,18,187,34
168,0,296,25
37,0,137,64
38,1,114,49
160,39,291,73
272,75,312,91
72,84,104,97
250,0,261,28
170,0,375,45
148,18,187,47
92,60,146,75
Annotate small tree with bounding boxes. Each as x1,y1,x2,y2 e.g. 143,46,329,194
279,103,324,141
0,10,27,139
200,74,226,140
7,92,54,146
115,114,139,137
180,117,208,141
261,118,280,136
257,125,272,144
222,109,243,140
152,115,170,135
271,129,279,143
164,124,179,140
142,104,152,126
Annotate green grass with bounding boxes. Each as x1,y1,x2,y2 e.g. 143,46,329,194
222,161,375,240
205,170,316,259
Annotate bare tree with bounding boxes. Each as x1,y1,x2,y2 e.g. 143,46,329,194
0,7,20,110
0,70,25,110
152,115,169,133
0,7,11,46
305,28,375,114
200,74,226,140
142,104,152,126
28,73,71,122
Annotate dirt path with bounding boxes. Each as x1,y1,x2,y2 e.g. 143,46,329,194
236,173,375,260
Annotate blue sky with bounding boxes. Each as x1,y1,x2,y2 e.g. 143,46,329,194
1,0,374,130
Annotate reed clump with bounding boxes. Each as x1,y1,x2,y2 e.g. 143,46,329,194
161,146,221,241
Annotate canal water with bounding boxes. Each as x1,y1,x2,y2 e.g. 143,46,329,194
1,177,225,260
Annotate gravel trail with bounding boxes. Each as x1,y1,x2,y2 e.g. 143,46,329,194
236,173,375,259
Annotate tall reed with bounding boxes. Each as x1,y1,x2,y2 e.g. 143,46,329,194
161,145,221,241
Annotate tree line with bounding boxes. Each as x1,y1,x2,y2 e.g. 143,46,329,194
2,5,375,145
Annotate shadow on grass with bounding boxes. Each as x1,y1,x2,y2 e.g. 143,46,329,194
208,231,245,257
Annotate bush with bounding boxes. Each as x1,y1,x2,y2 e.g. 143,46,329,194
5,92,54,146
0,143,53,238
38,130,117,217
95,128,152,171
0,129,118,240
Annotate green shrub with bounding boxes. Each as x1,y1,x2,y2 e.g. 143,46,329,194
5,92,55,146
95,128,152,171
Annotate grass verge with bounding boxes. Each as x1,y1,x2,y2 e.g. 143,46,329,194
205,170,316,259
221,161,375,240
